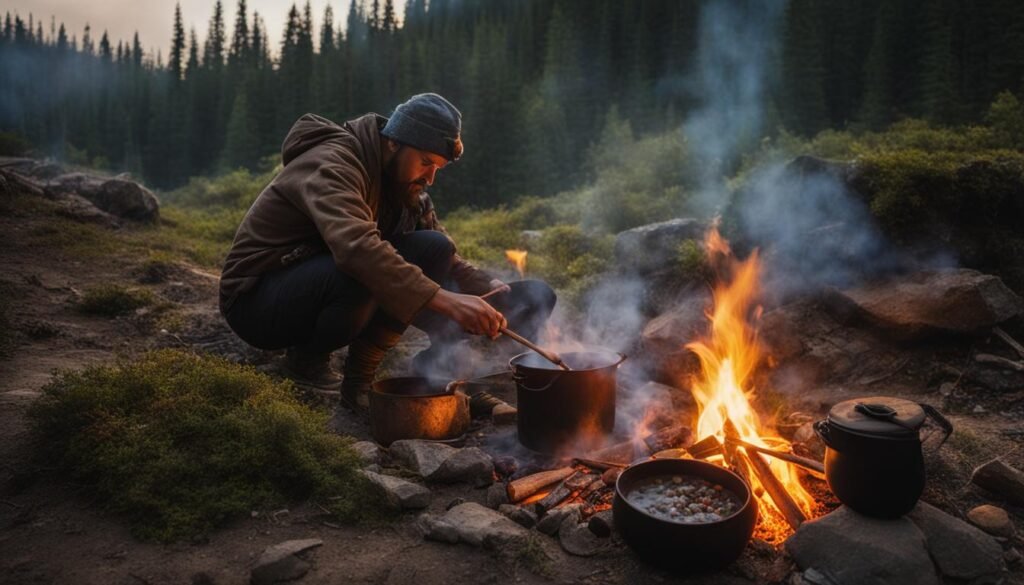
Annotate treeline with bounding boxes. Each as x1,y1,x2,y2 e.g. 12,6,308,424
1,0,1023,208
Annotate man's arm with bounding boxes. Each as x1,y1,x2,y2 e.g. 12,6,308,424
418,193,497,294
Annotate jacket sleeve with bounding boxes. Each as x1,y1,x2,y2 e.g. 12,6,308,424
288,149,440,324
418,193,495,295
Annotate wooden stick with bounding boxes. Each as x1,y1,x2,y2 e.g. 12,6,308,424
739,449,806,530
723,436,825,478
573,457,626,470
975,353,1024,372
588,439,645,465
993,326,1024,360
500,326,571,371
687,435,723,460
506,467,575,502
533,471,580,513
479,286,507,300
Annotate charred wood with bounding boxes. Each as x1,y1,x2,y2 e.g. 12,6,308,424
507,467,574,502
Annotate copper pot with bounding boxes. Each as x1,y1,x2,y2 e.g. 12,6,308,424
369,377,470,446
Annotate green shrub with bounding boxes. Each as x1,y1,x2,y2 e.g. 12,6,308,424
164,167,277,210
0,131,33,156
77,284,156,316
27,349,383,541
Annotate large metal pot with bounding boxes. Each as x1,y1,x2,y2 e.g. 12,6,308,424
814,396,952,518
369,377,470,446
613,458,757,572
509,350,625,453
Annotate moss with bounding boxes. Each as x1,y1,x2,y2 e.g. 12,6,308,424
77,284,157,317
25,217,122,258
27,349,386,542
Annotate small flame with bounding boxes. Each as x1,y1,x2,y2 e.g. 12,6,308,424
505,249,528,278
684,225,815,539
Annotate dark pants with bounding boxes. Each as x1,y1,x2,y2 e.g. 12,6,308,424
223,230,556,355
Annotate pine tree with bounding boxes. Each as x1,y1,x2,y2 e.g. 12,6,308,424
382,0,397,33
204,1,226,69
99,31,112,62
169,3,186,81
228,0,249,68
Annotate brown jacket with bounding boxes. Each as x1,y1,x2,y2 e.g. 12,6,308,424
219,113,491,324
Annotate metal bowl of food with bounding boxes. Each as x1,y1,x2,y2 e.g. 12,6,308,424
369,377,470,446
613,458,757,572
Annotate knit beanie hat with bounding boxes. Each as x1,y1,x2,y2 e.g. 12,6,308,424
381,93,464,161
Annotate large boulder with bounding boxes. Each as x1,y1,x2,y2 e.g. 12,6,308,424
638,292,710,383
906,502,1005,582
613,218,708,275
46,173,159,223
826,269,1024,339
785,506,939,585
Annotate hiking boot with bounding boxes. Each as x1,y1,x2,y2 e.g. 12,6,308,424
340,325,403,412
283,348,342,390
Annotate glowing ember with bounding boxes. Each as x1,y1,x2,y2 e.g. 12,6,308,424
505,249,528,278
684,224,816,538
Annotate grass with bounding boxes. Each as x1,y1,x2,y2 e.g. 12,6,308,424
27,349,387,542
77,284,157,317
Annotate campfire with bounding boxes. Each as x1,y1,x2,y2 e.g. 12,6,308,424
499,224,824,545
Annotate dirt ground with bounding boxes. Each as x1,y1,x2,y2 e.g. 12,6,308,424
1,201,1023,585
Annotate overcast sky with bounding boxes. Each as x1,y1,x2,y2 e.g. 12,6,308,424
5,0,393,59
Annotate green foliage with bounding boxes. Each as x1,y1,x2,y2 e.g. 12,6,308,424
676,239,708,278
164,167,276,210
77,284,156,316
986,91,1024,150
0,131,33,156
27,349,384,542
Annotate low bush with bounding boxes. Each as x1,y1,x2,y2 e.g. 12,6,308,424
77,284,156,317
27,349,384,541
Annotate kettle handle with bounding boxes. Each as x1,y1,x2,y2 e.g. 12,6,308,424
813,420,836,449
919,402,953,447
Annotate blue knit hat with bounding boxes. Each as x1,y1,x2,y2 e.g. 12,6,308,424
382,93,464,161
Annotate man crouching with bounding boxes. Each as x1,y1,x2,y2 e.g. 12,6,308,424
219,93,556,410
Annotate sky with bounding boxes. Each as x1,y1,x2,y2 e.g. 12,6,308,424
4,0,395,59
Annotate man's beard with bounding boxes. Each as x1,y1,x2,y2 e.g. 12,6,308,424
383,160,426,208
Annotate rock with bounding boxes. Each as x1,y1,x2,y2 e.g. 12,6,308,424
971,458,1024,506
46,172,159,223
587,509,614,537
428,447,494,486
536,503,582,536
351,441,384,466
614,218,708,275
486,483,510,509
498,504,537,529
785,506,939,585
491,404,517,424
639,293,710,381
559,515,611,557
1005,548,1022,566
250,539,322,585
792,422,826,462
906,501,1005,581
938,382,955,397
439,502,529,548
826,269,1024,339
360,470,431,510
418,514,460,544
389,440,457,478
53,191,121,227
967,504,1015,537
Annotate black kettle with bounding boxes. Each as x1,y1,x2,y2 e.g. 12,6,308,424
814,396,952,519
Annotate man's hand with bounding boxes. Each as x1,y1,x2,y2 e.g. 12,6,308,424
426,289,507,338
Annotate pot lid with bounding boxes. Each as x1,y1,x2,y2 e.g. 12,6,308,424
827,396,926,437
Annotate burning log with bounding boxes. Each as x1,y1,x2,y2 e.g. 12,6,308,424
534,472,600,515
722,435,825,478
736,447,806,530
600,466,623,487
687,435,724,460
572,457,626,471
507,467,575,502
642,424,693,453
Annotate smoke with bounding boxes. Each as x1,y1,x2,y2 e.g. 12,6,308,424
683,0,786,214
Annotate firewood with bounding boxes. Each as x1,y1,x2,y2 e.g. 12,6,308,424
971,458,1024,506
600,466,622,487
535,473,600,515
993,326,1024,360
687,435,723,460
506,467,575,502
975,353,1024,372
723,436,825,478
572,457,626,471
642,424,692,453
739,448,806,530
588,439,644,465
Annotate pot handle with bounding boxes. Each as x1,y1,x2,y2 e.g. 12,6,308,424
813,420,836,449
510,367,564,392
919,402,953,447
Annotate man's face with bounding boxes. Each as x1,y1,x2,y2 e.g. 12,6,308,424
383,143,449,206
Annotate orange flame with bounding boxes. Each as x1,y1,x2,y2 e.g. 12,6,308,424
684,225,815,538
505,249,528,278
